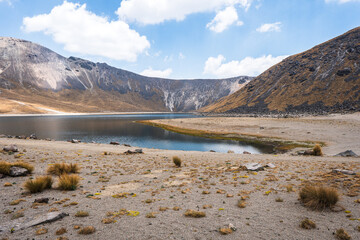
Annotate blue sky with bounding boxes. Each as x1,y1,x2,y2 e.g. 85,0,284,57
0,0,359,79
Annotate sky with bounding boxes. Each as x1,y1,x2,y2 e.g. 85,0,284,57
0,0,359,79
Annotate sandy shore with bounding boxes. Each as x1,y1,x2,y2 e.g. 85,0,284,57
144,113,360,155
0,136,359,240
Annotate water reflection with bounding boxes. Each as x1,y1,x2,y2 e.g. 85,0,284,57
0,114,272,154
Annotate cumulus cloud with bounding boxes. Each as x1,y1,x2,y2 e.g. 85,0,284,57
325,0,360,3
116,0,252,25
256,22,282,33
22,1,150,62
206,6,243,33
203,54,288,78
140,67,173,78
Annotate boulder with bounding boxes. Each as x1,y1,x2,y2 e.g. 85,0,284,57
243,151,251,154
70,139,81,143
123,144,131,147
110,141,120,145
9,166,29,177
34,198,49,204
244,163,264,171
335,150,358,157
3,145,18,152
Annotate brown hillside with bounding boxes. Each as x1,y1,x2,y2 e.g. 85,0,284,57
202,27,360,114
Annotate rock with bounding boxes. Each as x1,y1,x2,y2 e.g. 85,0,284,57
124,149,143,154
332,169,356,175
209,150,216,152
244,163,264,171
34,198,49,204
0,174,5,179
228,223,236,231
9,166,29,177
0,134,6,138
135,149,143,153
243,151,251,154
110,141,120,145
265,163,276,168
3,145,18,152
29,133,37,139
227,150,234,154
70,139,81,143
123,144,131,147
335,150,358,157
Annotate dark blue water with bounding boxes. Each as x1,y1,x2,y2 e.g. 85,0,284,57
0,114,271,154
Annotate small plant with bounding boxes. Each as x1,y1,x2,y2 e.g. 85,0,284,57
145,212,156,218
219,227,233,235
312,144,323,156
75,211,89,217
55,227,67,235
12,161,34,173
335,228,351,240
58,174,80,191
102,218,116,224
35,227,48,235
275,197,284,202
237,200,246,208
299,185,339,210
184,209,206,218
173,156,181,167
47,163,80,176
300,218,316,229
24,176,53,193
78,226,96,235
286,185,294,192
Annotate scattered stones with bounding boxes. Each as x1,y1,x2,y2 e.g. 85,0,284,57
29,134,37,139
335,150,358,157
9,166,29,177
124,149,143,154
244,163,264,171
70,139,81,143
110,141,120,145
3,145,18,152
332,169,356,175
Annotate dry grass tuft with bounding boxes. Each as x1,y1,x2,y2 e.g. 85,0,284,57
145,212,156,218
75,211,89,217
12,161,34,173
78,226,96,235
173,156,181,167
10,199,26,205
275,197,284,202
55,227,67,235
299,185,339,210
24,176,53,193
0,161,11,175
312,144,323,156
36,227,48,235
4,182,12,187
184,209,206,218
335,228,351,240
237,200,246,208
300,218,316,229
102,218,116,224
58,174,80,191
219,227,233,235
47,163,80,176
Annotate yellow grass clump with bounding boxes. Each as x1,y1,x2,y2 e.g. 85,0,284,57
300,218,316,229
24,176,53,193
58,174,80,191
335,228,351,240
78,226,96,235
173,156,182,167
0,161,34,175
299,185,339,210
0,161,11,175
184,209,206,218
55,227,67,235
312,144,323,156
75,211,89,217
47,163,80,176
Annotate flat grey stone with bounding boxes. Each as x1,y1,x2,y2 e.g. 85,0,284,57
332,169,356,175
3,145,18,152
335,150,358,157
244,163,264,171
9,166,29,177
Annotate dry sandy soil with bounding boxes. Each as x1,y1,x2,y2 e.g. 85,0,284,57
0,114,359,240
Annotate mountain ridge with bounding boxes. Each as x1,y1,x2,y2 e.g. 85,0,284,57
0,37,251,113
202,27,360,114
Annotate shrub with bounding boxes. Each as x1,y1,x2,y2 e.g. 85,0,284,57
47,163,80,176
75,211,89,217
184,209,206,218
58,174,80,191
312,144,323,156
335,228,351,240
12,161,34,173
173,156,181,167
299,185,339,210
300,218,316,229
78,226,96,235
24,176,53,193
0,161,11,175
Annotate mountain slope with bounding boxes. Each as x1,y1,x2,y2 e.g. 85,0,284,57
0,37,251,113
202,27,360,114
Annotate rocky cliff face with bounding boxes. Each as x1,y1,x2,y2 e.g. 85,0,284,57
202,27,360,114
0,37,251,113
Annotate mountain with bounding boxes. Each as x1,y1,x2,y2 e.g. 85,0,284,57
0,37,251,114
202,27,360,114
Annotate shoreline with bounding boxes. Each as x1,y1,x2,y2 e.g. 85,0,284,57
0,112,190,117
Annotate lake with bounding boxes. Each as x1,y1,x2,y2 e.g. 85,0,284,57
0,113,272,154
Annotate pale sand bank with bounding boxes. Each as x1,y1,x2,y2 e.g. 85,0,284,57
0,137,359,240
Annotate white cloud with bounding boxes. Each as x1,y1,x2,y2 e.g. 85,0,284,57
203,54,288,78
179,52,185,60
116,0,252,25
325,0,360,3
256,22,282,33
140,67,172,78
206,6,242,33
22,1,150,62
